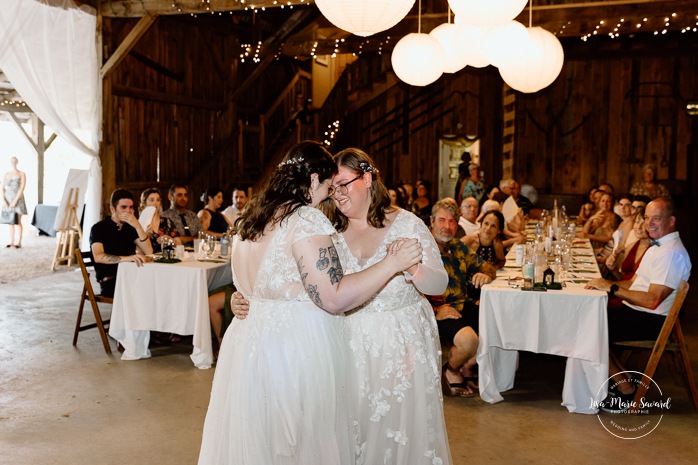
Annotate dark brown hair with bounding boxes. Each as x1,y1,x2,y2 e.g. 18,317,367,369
236,141,337,241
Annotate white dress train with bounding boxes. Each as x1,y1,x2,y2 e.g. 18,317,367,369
198,207,351,465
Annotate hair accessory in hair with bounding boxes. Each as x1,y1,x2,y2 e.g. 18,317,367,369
278,157,304,168
358,162,377,173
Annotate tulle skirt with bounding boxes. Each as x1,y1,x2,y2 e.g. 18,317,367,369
198,299,351,465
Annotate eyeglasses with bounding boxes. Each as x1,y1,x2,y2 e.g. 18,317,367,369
324,180,336,198
332,174,363,197
619,202,632,208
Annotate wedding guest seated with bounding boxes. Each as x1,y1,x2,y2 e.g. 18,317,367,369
579,191,619,254
577,202,594,226
161,184,203,246
486,192,526,250
90,189,153,298
222,187,248,226
586,197,690,408
411,179,432,225
427,200,495,397
511,180,533,214
603,208,649,281
461,210,507,270
459,196,480,237
596,194,635,264
198,186,232,238
138,187,180,253
629,163,670,199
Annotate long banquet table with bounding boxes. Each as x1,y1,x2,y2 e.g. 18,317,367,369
109,258,232,369
476,237,609,414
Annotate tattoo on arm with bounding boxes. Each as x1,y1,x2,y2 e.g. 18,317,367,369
316,247,330,270
327,245,343,284
103,254,122,264
307,284,323,307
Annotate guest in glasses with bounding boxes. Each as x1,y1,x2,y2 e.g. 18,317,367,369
198,141,423,465
586,197,691,411
161,183,202,247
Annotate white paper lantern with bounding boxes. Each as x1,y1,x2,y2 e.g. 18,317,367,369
484,20,530,69
429,23,468,73
498,27,565,93
315,0,416,37
454,22,490,68
391,33,446,86
448,0,527,27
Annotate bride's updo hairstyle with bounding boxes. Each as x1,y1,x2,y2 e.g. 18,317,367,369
236,140,337,241
328,147,394,233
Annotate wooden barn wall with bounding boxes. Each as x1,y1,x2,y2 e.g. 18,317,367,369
331,60,503,193
101,16,239,212
513,35,697,199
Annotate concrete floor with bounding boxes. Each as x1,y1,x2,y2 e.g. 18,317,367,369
1,270,698,465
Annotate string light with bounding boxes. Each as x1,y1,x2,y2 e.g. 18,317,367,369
322,120,340,147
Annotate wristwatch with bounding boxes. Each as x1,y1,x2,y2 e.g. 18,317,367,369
609,284,619,297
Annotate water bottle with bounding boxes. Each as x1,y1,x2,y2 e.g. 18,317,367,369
220,233,230,258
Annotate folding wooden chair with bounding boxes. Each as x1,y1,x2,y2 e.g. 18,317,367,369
614,280,698,413
73,249,113,354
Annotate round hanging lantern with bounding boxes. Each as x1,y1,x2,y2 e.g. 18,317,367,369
483,20,529,69
391,33,446,86
429,23,468,73
315,0,416,37
448,0,527,27
454,22,490,68
498,27,564,93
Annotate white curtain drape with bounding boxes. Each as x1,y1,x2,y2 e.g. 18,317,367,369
0,0,101,249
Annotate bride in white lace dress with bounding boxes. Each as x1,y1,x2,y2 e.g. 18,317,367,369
198,142,423,465
327,148,452,465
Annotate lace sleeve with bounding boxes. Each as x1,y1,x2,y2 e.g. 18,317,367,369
291,206,337,244
400,212,448,296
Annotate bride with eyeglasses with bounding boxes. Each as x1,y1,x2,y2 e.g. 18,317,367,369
235,147,452,465
197,141,422,465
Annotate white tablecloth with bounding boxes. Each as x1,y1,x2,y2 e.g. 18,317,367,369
477,238,609,413
109,259,232,369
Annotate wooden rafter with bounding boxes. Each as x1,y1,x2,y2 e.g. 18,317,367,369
100,14,158,79
98,0,309,18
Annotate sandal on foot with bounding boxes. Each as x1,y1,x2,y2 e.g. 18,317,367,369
442,364,477,397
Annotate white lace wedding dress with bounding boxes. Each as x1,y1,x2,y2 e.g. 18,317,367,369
335,210,452,465
198,207,351,465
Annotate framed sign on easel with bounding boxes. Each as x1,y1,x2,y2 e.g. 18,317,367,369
51,169,88,270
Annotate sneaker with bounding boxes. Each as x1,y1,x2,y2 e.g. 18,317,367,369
600,389,636,414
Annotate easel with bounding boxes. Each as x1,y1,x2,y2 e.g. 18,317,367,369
51,188,82,271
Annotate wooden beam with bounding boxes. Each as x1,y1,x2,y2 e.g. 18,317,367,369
232,7,316,101
100,14,157,79
9,113,36,150
112,84,226,110
99,0,310,18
